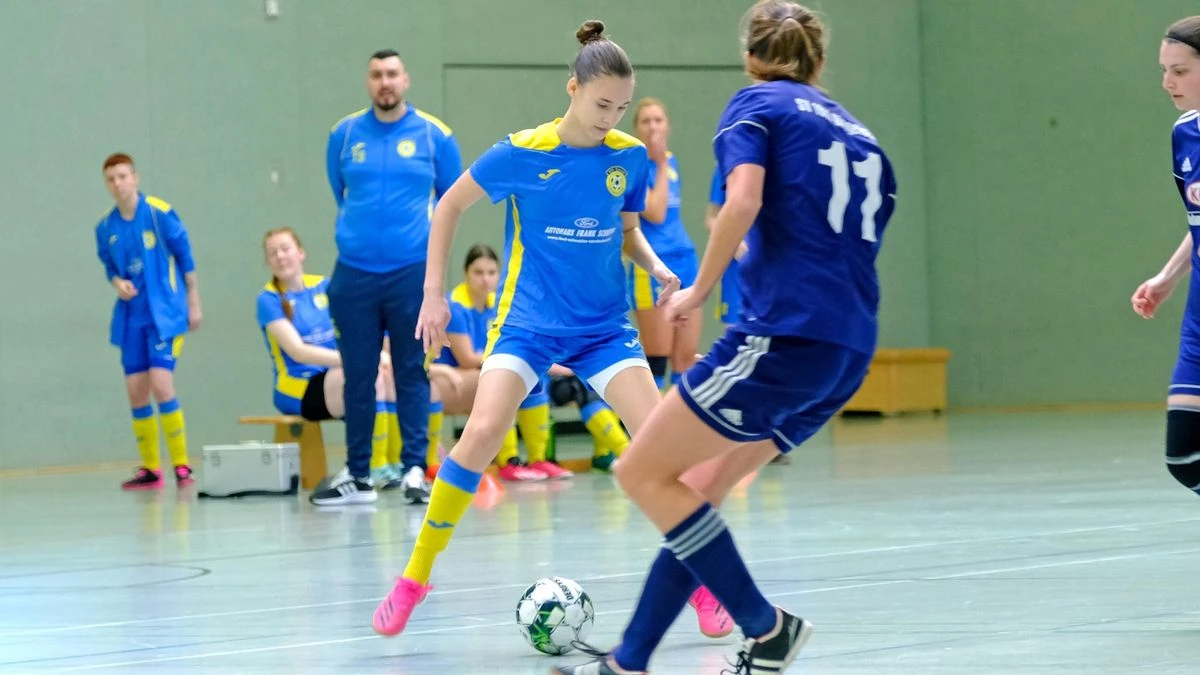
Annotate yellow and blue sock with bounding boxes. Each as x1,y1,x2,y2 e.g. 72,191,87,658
131,405,160,471
516,402,550,463
384,402,402,466
370,401,389,471
582,401,629,456
496,425,520,466
157,399,187,467
403,457,482,584
426,400,444,467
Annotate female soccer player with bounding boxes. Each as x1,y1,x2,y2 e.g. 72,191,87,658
256,227,457,499
1131,16,1200,496
626,98,702,389
371,19,703,638
437,243,567,482
555,2,898,672
95,153,202,491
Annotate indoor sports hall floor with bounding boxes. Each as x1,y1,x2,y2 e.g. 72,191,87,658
1,409,1197,674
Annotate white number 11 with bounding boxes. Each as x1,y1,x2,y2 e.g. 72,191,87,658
817,141,881,242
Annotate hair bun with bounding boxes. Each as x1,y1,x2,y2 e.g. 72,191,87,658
576,19,606,45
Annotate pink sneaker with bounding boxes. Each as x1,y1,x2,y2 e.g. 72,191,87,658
121,467,163,490
527,460,573,480
497,460,548,482
174,465,195,487
689,586,734,638
372,577,432,636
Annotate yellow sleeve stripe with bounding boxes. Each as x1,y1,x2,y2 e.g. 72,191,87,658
331,108,368,132
415,109,453,136
603,128,644,150
145,195,173,212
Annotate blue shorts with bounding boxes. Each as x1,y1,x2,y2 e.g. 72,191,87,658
120,322,183,375
522,376,550,409
1171,337,1200,396
627,249,698,311
679,331,871,452
716,259,742,325
482,324,647,400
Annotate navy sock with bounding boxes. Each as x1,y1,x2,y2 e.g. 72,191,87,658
612,547,699,671
665,503,776,638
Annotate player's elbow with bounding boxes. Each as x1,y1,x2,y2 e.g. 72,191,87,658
641,207,666,225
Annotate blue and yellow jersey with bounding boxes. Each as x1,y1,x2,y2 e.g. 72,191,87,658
326,105,463,274
255,275,337,407
437,282,497,367
94,193,194,346
469,119,650,337
639,153,694,255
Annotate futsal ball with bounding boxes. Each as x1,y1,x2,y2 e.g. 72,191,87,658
515,576,595,655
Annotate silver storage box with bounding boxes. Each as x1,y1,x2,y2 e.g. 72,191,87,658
201,442,300,497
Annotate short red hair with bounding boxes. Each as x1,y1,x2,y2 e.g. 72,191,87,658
102,153,135,172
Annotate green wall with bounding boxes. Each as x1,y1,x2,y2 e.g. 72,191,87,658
0,0,927,470
920,0,1197,406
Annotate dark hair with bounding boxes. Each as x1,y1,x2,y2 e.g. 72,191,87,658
571,20,633,85
464,243,499,271
369,49,401,62
742,0,825,84
102,152,134,172
263,227,304,322
1166,17,1200,57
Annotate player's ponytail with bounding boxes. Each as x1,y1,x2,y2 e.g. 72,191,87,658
741,0,826,85
1166,16,1200,57
571,20,633,85
263,227,302,323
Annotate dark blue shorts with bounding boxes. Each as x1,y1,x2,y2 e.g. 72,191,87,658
679,331,870,452
1171,337,1200,396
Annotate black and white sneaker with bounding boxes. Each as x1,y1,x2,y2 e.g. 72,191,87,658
730,608,812,674
309,467,377,506
401,466,431,504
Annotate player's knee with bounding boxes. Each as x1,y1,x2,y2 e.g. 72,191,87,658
1167,407,1200,493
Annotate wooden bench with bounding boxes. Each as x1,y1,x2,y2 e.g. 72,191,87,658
238,415,328,489
841,348,952,416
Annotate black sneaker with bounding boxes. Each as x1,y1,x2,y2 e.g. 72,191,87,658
309,467,377,506
729,608,812,674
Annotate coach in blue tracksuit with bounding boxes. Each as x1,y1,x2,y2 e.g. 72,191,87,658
315,49,463,506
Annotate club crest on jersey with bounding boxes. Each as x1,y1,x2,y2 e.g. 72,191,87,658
313,293,329,310
1188,182,1200,207
142,231,156,249
397,140,416,158
606,166,627,197
351,142,366,163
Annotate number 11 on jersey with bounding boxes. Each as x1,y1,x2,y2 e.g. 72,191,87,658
817,141,882,242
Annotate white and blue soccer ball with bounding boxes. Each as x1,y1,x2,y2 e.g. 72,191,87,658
515,576,595,655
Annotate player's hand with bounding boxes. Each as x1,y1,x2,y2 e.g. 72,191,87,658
415,293,451,353
666,286,704,325
187,303,202,331
1132,275,1176,319
647,133,669,165
650,263,680,308
112,278,138,301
